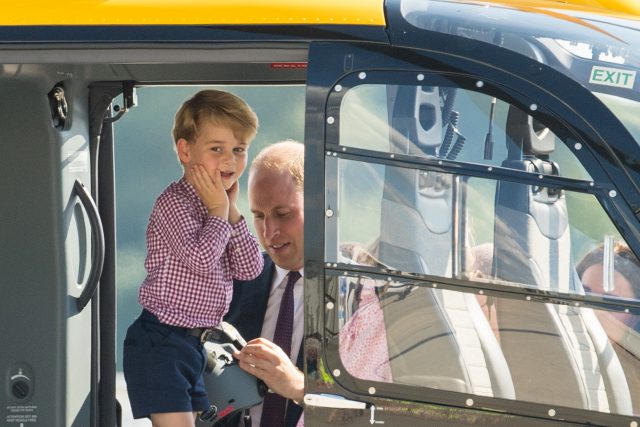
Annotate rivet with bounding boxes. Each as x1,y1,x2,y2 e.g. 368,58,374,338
332,152,337,156
465,398,474,406
438,160,443,165
358,72,367,80
530,104,538,111
609,190,617,198
327,116,335,125
342,147,347,151
574,302,580,307
625,308,630,313
589,182,595,187
478,290,484,295
326,263,331,267
368,387,376,395
538,174,544,179
630,421,638,427
526,296,532,301
390,154,395,158
417,74,425,81
332,263,338,267
335,84,343,92
326,301,334,310
548,409,556,417
476,81,484,88
432,283,438,288
488,166,493,171
333,369,341,377
574,142,582,150
326,209,334,218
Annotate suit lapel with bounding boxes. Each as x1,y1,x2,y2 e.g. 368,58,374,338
226,254,275,341
252,256,275,337
227,255,304,427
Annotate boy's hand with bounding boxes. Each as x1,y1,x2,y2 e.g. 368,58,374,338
226,181,241,225
189,165,229,220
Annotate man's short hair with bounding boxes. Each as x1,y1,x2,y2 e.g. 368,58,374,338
172,89,258,145
250,140,304,190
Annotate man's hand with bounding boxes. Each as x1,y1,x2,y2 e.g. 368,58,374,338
188,165,229,220
234,338,304,403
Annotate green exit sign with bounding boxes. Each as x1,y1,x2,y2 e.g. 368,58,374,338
589,66,636,89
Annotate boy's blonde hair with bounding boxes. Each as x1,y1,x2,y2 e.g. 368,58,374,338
172,89,258,146
250,140,304,191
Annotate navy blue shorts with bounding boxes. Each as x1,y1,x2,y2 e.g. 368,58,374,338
123,310,209,419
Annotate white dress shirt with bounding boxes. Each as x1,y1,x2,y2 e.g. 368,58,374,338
250,267,304,426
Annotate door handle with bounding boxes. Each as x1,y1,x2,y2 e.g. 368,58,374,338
73,179,105,312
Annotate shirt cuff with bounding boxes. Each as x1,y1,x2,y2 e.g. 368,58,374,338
229,216,250,239
204,215,233,236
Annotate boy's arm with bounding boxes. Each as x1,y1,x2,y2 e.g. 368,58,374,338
226,181,242,225
226,218,264,280
153,191,231,275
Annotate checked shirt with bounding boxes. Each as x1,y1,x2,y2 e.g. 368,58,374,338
139,178,263,328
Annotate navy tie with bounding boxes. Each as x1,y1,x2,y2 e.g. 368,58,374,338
260,270,301,427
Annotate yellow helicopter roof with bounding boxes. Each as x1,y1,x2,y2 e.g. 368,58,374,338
0,0,386,26
0,0,636,27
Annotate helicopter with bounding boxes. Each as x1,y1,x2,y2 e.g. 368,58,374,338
1,0,640,426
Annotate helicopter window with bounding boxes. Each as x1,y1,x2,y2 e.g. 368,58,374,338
338,84,592,181
330,158,639,301
334,271,640,416
595,92,640,144
328,79,640,417
330,155,640,417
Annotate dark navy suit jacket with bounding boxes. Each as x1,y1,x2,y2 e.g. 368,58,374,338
222,254,304,427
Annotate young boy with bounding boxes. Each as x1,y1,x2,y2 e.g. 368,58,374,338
123,89,264,427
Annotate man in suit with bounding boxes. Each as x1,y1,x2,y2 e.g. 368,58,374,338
224,140,305,427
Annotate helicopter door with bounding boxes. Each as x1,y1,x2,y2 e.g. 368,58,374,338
0,75,102,426
303,39,640,427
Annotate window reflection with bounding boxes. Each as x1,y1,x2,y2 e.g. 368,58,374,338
338,83,591,180
331,77,640,416
331,158,639,301
336,274,640,415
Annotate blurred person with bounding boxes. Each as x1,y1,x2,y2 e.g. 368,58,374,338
577,242,640,332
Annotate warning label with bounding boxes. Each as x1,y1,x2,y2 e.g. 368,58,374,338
6,405,38,423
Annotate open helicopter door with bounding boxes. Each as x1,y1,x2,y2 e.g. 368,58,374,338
1,72,105,426
304,28,640,426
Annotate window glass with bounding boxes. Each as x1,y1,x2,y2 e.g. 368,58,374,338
596,93,640,144
330,157,640,301
335,274,640,415
339,84,592,181
331,81,640,414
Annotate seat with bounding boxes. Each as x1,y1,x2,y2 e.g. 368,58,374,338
491,105,633,414
371,85,515,398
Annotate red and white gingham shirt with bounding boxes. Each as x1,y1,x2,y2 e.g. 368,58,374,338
138,178,264,328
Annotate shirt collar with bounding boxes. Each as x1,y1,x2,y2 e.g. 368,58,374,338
273,265,304,290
